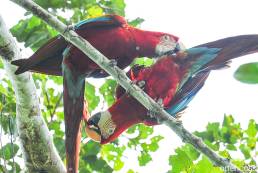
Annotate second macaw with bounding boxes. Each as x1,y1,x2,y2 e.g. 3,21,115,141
11,15,182,173
85,34,258,144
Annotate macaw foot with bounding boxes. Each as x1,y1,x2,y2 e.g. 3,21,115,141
147,98,164,123
64,25,75,34
175,111,184,119
108,59,117,67
156,98,164,107
127,80,145,95
137,80,146,89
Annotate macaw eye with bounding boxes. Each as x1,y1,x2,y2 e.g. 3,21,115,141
162,35,170,41
108,128,115,135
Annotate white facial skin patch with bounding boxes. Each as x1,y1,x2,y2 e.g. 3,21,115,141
155,35,177,55
98,111,116,139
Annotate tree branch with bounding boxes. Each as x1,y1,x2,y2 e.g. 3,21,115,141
0,15,66,173
9,0,242,172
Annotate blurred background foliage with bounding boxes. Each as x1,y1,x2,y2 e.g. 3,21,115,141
0,0,257,172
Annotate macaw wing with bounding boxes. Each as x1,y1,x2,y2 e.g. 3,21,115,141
12,15,127,75
74,15,127,30
12,36,67,75
179,34,258,86
166,72,209,116
167,34,258,116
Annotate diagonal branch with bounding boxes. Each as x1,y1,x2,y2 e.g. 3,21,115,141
9,0,242,172
0,14,66,173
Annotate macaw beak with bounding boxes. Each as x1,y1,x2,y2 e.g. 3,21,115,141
155,36,186,56
165,41,186,55
85,113,102,142
175,41,186,52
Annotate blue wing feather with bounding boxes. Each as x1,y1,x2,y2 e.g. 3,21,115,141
167,47,221,116
178,47,221,89
74,16,113,29
166,83,202,116
166,35,258,117
166,72,209,116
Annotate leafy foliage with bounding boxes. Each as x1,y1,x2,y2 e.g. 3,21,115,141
234,62,258,84
168,115,258,173
0,0,257,172
1,0,157,172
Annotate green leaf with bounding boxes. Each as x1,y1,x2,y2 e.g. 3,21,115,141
246,119,257,138
81,141,101,158
231,159,246,171
101,0,126,16
218,150,231,159
239,144,251,159
0,143,19,160
226,144,237,151
128,18,144,27
194,156,223,173
180,144,200,161
132,57,155,67
234,62,258,84
138,152,152,166
101,144,126,171
85,82,100,112
99,79,117,106
169,147,193,173
127,169,135,173
11,16,58,51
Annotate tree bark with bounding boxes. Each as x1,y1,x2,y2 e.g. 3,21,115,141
0,15,66,173
9,0,243,172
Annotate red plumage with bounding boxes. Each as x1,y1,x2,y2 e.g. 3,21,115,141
11,15,179,77
87,35,258,144
100,56,182,144
12,14,181,173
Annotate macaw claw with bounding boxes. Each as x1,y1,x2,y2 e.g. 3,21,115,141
108,59,117,67
156,98,164,107
137,80,145,89
64,25,75,34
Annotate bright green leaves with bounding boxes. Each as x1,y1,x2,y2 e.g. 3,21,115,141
10,16,58,51
222,115,243,144
99,0,126,16
128,17,144,27
85,82,100,112
138,135,164,166
0,66,19,172
101,143,126,170
126,124,164,167
34,0,67,10
169,144,200,173
0,143,21,172
169,115,258,173
79,141,113,173
10,0,128,52
246,119,257,138
194,156,223,173
99,79,117,106
0,143,19,160
87,5,104,17
234,62,258,84
131,57,155,67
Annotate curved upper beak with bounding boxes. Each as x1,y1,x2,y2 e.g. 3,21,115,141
175,41,186,53
166,41,186,55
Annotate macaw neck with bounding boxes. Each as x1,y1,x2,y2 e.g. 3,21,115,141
102,95,147,143
128,27,158,57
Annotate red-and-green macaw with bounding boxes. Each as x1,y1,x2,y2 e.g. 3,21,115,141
85,35,258,144
11,15,182,173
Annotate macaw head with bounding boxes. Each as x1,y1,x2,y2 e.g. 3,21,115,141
85,95,158,144
130,28,185,57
